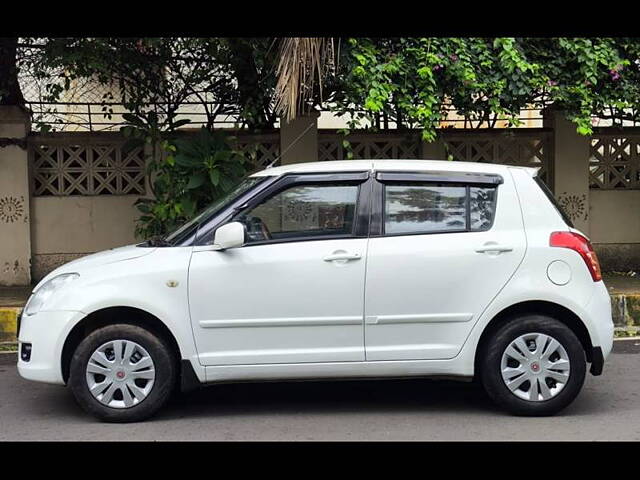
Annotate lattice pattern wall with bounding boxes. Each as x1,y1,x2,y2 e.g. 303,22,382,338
317,131,551,184
29,130,554,197
29,132,281,197
30,137,146,196
442,132,552,184
318,133,421,161
234,133,280,169
590,134,640,189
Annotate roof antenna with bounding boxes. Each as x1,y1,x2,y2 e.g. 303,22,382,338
265,121,317,169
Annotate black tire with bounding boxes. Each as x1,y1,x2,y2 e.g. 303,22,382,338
479,315,586,416
68,323,177,423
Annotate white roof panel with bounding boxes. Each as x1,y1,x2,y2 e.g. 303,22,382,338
250,159,537,177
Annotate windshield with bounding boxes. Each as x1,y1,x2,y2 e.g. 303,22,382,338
162,176,264,246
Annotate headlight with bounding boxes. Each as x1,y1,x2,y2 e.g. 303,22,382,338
25,273,79,316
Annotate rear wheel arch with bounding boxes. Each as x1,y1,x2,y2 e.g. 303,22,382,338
61,306,181,384
474,300,593,377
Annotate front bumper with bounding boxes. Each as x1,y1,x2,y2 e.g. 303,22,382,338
17,309,83,385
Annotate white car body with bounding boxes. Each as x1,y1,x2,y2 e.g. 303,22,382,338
18,160,614,409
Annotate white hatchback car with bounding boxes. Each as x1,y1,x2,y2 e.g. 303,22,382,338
18,160,614,422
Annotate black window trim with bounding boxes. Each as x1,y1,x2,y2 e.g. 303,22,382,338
197,171,372,248
188,175,278,246
185,169,504,246
372,176,500,238
534,176,574,228
376,170,504,186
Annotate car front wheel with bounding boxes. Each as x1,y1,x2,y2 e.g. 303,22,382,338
68,323,177,423
480,315,587,416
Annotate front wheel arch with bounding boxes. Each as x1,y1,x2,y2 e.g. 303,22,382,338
61,306,181,384
474,300,593,379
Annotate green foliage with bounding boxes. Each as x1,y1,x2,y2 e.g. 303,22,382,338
170,127,247,207
121,114,247,239
336,128,354,159
333,37,640,139
19,36,640,138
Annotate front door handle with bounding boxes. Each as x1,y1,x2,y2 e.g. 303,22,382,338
475,243,513,254
323,251,362,262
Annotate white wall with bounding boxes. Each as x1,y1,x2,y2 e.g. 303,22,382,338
31,195,140,254
590,190,640,244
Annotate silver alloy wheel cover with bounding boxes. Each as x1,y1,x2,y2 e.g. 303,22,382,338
500,332,571,402
85,339,156,409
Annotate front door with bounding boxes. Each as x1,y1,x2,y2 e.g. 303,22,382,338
188,173,370,366
364,171,526,361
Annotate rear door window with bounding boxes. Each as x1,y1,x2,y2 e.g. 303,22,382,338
383,182,498,235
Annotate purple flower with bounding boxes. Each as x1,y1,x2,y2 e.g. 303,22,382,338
547,80,558,87
434,64,443,71
610,69,621,81
450,54,459,62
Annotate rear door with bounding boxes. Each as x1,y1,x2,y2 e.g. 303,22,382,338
363,170,526,361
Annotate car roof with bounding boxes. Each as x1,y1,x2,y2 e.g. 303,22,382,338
250,159,538,177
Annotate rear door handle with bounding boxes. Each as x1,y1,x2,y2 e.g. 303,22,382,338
475,244,513,254
323,252,362,262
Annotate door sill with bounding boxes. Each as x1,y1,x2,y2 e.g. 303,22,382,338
204,358,470,384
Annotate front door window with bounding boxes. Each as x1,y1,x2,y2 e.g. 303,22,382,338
234,183,359,243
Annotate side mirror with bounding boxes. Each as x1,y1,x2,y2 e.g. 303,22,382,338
212,222,245,251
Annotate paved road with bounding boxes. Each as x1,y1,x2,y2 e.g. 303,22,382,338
2,341,640,441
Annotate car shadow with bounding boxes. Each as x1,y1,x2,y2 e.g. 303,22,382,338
9,363,609,424
158,377,502,421
157,373,609,421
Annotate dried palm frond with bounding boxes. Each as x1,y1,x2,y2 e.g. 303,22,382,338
274,37,337,122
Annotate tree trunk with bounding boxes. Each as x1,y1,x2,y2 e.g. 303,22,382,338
0,37,25,106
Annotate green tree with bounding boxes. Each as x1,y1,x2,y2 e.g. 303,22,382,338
17,37,279,131
331,37,637,139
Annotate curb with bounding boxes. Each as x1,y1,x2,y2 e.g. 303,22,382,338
611,293,640,330
0,308,20,343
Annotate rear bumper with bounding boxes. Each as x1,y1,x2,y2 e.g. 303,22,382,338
584,281,614,371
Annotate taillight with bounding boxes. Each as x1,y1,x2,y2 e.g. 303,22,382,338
550,231,602,282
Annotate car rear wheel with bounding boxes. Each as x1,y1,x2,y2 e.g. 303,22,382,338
480,315,586,416
68,323,177,423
